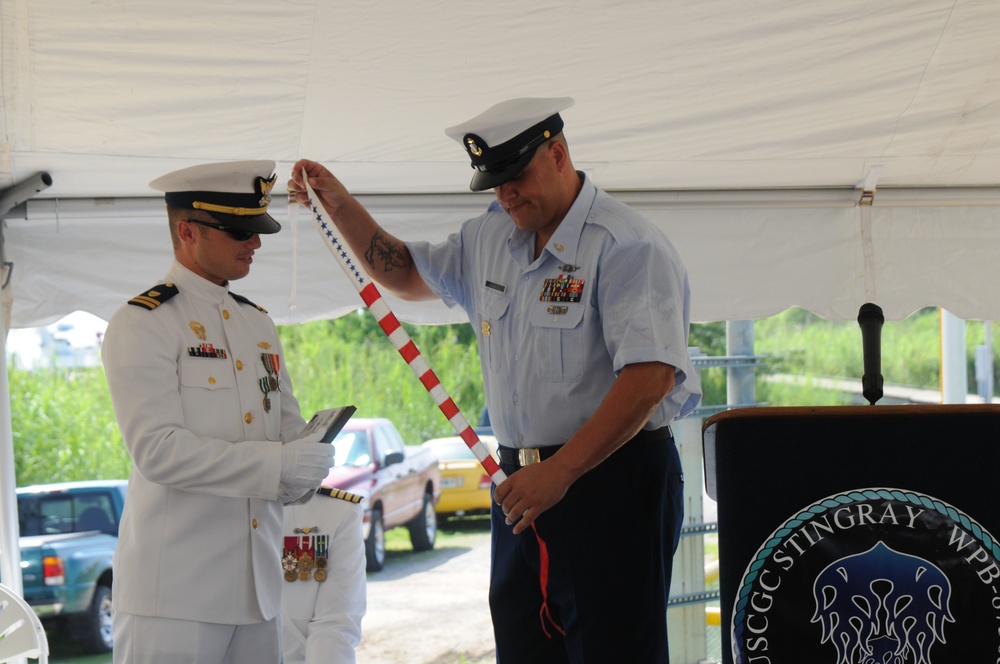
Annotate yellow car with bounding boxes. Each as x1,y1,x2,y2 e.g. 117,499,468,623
421,435,499,517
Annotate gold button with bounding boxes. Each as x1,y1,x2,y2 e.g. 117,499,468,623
208,377,216,385
252,518,259,529
245,412,253,424
223,309,230,320
236,360,243,370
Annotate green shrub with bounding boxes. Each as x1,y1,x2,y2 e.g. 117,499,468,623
10,307,993,485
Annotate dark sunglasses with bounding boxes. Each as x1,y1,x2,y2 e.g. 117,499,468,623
186,219,257,242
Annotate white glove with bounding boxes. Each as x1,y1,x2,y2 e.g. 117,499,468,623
280,440,336,492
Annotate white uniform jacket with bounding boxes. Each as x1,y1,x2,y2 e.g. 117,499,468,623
281,489,366,664
102,260,310,624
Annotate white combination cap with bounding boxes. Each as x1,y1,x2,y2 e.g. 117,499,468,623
149,160,280,234
445,97,575,191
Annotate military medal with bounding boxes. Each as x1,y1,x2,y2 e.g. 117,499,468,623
285,530,329,582
259,377,272,413
297,552,314,581
282,546,298,582
315,535,329,569
261,353,281,392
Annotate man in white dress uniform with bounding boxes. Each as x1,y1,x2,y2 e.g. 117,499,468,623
102,160,337,663
280,487,366,664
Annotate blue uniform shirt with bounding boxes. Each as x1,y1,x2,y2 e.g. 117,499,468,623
407,172,701,448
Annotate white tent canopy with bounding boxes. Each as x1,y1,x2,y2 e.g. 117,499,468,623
4,0,1000,327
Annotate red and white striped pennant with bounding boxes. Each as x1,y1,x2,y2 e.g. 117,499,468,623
303,175,506,486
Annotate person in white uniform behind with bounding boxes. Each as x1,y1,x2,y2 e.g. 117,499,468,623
280,486,366,664
102,160,337,664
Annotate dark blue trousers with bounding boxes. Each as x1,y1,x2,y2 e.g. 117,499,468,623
489,428,684,664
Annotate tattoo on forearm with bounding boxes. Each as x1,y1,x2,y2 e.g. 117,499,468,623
365,231,409,273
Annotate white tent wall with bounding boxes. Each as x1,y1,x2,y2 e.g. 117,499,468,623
6,189,1000,328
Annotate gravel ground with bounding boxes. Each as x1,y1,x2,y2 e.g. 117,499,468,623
356,526,495,664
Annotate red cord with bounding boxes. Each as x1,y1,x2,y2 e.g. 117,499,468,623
531,523,566,638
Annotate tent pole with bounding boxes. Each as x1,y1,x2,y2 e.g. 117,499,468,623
0,299,20,592
0,172,52,592
0,231,22,592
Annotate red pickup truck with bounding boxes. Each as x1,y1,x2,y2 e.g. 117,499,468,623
322,417,441,571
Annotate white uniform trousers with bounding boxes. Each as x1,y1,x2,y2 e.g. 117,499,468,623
113,611,279,664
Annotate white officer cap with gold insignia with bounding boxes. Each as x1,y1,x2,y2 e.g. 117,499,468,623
149,160,281,234
445,97,574,192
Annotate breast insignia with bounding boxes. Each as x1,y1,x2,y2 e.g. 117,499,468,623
128,283,179,310
230,291,268,314
318,487,364,504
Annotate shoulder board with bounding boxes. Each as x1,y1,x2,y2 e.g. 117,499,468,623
230,292,268,314
128,283,179,310
317,487,364,504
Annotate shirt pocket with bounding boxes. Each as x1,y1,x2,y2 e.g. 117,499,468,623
529,303,585,382
477,291,511,374
178,357,240,440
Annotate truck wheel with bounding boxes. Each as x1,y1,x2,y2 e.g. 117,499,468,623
408,491,437,552
81,584,114,653
365,506,386,572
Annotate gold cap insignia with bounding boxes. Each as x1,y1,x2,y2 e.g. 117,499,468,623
256,174,277,208
466,137,483,157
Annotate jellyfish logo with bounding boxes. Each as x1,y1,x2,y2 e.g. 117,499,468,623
811,542,954,664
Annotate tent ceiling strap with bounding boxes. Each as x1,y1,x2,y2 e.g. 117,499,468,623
856,165,881,207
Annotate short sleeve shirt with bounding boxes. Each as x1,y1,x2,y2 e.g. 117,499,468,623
407,173,701,448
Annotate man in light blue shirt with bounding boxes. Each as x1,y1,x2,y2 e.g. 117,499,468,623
290,97,701,663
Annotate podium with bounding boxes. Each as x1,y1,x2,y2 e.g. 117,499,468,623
704,405,1000,663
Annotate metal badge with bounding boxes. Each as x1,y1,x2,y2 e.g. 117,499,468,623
189,321,206,340
481,320,491,337
256,173,277,207
546,305,569,315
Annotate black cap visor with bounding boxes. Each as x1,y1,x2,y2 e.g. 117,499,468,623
203,211,281,234
468,148,539,192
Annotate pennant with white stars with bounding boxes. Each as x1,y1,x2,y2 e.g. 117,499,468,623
302,173,505,485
